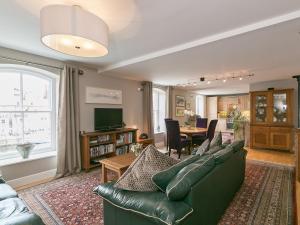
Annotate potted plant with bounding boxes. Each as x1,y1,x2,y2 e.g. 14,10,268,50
130,143,144,156
232,110,249,141
16,143,35,159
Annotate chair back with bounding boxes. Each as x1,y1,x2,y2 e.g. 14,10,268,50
196,118,208,128
166,120,181,150
207,119,218,141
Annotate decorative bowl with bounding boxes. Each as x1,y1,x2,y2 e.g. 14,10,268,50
16,143,35,159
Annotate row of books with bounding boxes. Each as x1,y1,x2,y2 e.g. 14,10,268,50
89,135,111,145
116,132,133,145
116,146,129,155
90,144,114,158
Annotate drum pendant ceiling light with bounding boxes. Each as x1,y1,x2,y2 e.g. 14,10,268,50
40,5,109,57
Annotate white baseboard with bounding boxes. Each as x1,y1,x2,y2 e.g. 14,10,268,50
7,169,56,189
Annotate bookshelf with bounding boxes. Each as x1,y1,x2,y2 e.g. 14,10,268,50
80,128,138,171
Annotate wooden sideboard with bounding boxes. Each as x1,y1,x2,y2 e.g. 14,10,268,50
250,89,294,151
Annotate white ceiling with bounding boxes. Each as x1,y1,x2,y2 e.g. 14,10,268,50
1,0,300,93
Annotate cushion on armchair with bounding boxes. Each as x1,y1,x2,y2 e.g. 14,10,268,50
114,145,178,192
166,155,215,201
94,182,193,225
152,154,201,192
0,183,17,200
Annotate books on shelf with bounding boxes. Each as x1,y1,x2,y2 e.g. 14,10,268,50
89,135,111,145
90,144,114,158
116,146,128,155
116,132,133,145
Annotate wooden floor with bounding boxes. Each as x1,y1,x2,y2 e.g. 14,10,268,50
245,147,298,224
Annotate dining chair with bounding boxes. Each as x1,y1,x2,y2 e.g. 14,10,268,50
164,118,173,152
167,120,191,159
196,118,208,128
192,119,218,145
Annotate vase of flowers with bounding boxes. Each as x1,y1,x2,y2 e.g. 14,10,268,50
184,110,198,128
130,143,144,156
16,143,35,159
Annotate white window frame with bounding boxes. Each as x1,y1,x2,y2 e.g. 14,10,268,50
0,65,58,161
153,88,167,134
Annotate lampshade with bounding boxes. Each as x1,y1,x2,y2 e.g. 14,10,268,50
40,5,109,57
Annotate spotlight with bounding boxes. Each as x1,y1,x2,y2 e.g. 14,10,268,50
207,81,211,84
200,77,205,82
223,79,227,83
239,77,243,81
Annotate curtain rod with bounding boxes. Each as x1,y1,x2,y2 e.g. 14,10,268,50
0,55,64,71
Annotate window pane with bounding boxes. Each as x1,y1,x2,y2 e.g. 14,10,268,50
158,93,166,132
0,72,21,111
0,113,23,149
23,74,52,111
24,113,52,150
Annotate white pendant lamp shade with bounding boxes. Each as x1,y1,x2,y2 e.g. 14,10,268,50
40,5,109,57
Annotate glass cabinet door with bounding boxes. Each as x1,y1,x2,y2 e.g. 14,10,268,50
254,94,268,123
273,92,287,123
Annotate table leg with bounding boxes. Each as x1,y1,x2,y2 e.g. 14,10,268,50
102,165,108,183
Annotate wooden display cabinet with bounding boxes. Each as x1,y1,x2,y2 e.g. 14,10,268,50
80,128,137,171
250,89,294,151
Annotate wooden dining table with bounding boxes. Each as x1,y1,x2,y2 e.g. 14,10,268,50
180,127,208,145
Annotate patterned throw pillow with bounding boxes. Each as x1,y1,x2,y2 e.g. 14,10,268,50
195,139,210,156
210,131,222,148
114,145,178,192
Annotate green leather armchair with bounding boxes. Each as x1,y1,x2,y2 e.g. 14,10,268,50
0,177,45,225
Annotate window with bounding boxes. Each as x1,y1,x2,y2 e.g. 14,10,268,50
196,95,205,118
153,88,166,133
0,65,57,160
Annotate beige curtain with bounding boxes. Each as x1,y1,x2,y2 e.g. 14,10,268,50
142,81,154,138
167,86,173,118
56,65,81,177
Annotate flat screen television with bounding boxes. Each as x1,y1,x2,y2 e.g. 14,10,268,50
94,108,123,131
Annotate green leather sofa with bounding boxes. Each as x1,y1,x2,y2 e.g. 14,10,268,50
0,177,44,225
94,141,247,225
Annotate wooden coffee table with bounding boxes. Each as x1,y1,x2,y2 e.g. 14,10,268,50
99,153,136,183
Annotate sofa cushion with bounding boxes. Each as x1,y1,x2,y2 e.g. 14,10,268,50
0,198,29,220
152,154,201,192
166,155,215,201
94,182,193,225
195,139,210,156
114,145,178,192
210,131,222,148
204,145,223,155
228,140,245,152
213,146,234,164
0,183,18,200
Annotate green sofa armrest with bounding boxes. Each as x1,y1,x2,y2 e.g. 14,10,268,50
0,213,45,225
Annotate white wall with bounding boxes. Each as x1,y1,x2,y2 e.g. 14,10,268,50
79,69,144,133
249,78,298,127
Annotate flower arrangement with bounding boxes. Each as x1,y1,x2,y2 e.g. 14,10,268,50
184,110,198,126
130,143,144,156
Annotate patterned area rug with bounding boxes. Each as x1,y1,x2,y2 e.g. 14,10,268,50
19,160,295,225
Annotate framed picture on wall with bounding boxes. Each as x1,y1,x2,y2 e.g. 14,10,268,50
176,95,185,107
186,102,191,110
86,87,122,104
175,107,185,117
